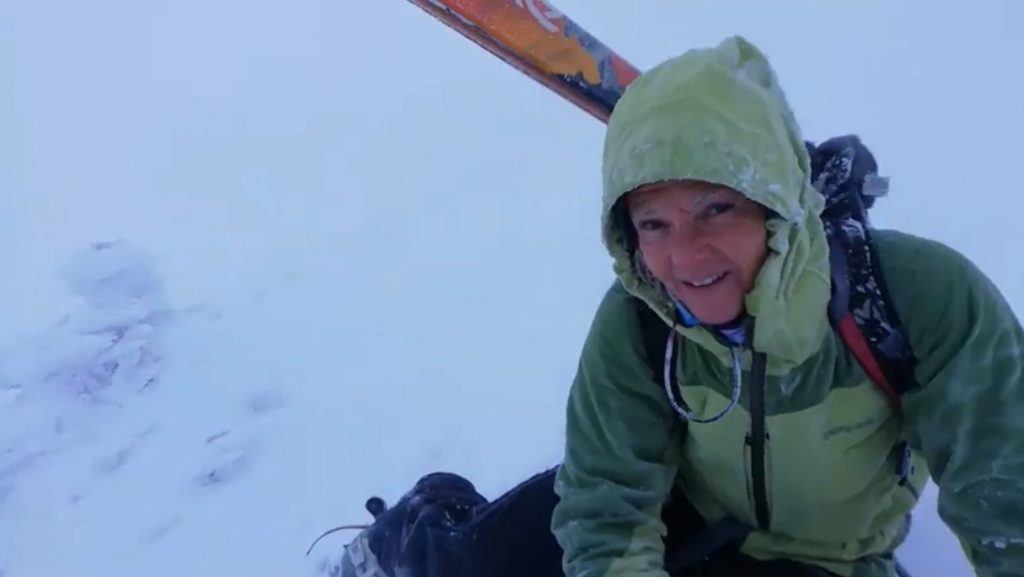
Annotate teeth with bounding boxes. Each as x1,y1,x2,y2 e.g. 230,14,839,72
688,272,726,287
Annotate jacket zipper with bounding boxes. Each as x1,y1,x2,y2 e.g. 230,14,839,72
747,351,770,531
705,317,770,531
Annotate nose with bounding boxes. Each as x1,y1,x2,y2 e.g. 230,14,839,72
667,223,712,271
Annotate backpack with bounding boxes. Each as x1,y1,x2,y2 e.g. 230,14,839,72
635,135,921,484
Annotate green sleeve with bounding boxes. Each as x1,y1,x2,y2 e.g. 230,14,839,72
551,281,685,577
895,237,1024,577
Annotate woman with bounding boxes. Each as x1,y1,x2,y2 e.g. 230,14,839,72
333,35,1024,577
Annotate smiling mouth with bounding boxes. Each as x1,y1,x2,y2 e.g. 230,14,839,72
683,271,729,288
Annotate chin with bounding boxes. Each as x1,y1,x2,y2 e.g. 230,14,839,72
699,311,742,326
685,300,744,326
670,285,746,326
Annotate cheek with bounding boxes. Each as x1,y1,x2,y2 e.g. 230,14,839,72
734,227,769,280
637,242,673,281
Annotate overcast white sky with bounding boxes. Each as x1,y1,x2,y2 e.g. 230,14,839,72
8,1,1024,335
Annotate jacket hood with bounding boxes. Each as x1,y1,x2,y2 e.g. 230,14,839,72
601,35,831,374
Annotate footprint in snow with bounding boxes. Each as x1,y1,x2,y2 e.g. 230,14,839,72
189,389,284,491
92,426,157,476
195,437,258,489
246,388,288,416
145,516,181,543
205,429,230,444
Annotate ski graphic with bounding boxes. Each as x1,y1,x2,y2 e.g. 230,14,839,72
403,0,641,122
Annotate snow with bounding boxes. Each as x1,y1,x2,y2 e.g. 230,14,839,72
5,1,1023,576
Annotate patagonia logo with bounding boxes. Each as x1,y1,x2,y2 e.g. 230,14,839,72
823,417,877,441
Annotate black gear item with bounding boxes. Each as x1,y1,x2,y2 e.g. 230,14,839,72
807,134,920,407
807,134,882,209
334,468,841,577
355,472,487,577
333,472,487,577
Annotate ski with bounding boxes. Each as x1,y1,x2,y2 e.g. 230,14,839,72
402,0,641,122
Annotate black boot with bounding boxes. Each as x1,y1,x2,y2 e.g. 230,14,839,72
338,472,488,577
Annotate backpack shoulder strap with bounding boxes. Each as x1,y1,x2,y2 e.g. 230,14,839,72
811,136,920,411
634,296,673,386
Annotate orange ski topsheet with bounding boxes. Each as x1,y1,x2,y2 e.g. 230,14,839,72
442,0,638,86
408,0,641,120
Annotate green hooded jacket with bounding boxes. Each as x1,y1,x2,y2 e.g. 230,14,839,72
550,35,1024,577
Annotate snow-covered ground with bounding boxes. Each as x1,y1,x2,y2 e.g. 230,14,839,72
5,1,1023,576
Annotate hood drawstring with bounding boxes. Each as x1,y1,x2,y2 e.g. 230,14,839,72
663,329,743,424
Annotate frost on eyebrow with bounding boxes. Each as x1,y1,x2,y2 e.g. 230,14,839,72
628,181,741,218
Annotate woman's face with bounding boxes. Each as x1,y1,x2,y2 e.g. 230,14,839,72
626,180,769,326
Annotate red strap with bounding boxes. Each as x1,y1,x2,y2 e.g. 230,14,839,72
837,313,902,410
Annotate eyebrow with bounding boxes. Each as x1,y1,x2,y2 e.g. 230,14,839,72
627,184,747,219
630,205,660,218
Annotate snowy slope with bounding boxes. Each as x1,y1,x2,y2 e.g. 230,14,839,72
5,1,1024,576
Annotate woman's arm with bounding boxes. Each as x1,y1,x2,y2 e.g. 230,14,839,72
551,281,685,577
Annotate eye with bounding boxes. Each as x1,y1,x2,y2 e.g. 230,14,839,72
705,202,736,217
634,218,669,232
